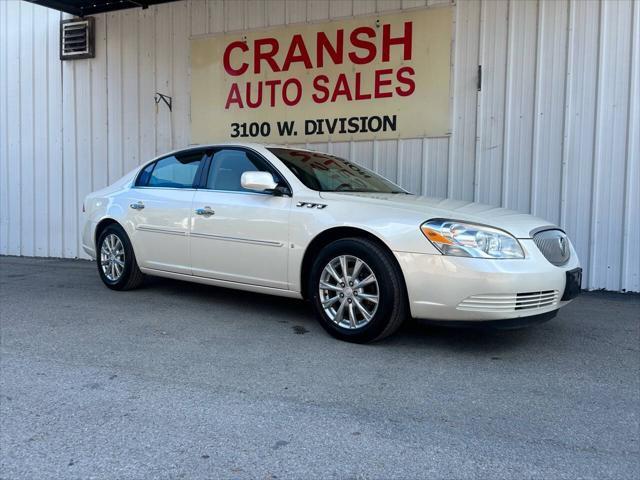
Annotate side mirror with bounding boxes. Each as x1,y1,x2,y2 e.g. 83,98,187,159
241,171,278,193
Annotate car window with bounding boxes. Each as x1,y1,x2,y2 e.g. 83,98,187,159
135,162,155,187
206,149,275,192
267,148,407,193
144,154,203,188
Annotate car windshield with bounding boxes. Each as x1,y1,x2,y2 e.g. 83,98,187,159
268,148,408,194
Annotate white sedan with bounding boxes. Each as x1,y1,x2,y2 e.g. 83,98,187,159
82,143,582,343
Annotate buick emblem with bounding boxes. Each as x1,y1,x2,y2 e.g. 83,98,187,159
558,236,567,257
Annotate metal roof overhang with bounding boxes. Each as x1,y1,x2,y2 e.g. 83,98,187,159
26,0,179,17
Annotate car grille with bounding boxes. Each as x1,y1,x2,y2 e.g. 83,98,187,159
533,229,571,266
457,291,560,312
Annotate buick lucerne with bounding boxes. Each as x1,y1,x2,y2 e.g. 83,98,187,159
82,144,582,343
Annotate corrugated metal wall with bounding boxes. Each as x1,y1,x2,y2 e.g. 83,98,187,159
1,0,638,292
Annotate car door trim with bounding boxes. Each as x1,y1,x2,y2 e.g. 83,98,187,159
136,225,187,237
190,231,283,247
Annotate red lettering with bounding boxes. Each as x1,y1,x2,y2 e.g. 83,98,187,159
374,69,394,98
354,72,371,100
264,79,281,107
245,81,262,108
316,30,344,68
254,38,280,74
225,83,244,109
348,27,376,65
396,66,415,97
331,73,353,102
282,34,313,71
312,75,330,103
282,78,302,106
382,21,412,62
223,41,249,76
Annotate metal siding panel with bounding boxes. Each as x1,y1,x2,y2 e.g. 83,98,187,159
329,0,352,19
33,5,49,256
106,12,125,183
0,0,8,254
589,0,634,290
350,141,374,170
377,1,402,13
225,0,246,31
246,0,267,29
20,2,35,256
155,5,173,154
423,137,449,197
286,0,307,24
267,0,286,26
403,1,427,10
62,45,78,258
47,8,63,258
397,138,423,194
448,0,480,202
306,142,329,153
121,11,140,173
139,8,157,163
475,0,508,206
190,0,209,35
327,141,350,158
74,55,93,258
374,140,398,183
6,0,21,256
561,0,599,288
353,0,376,16
530,0,568,225
208,0,224,33
501,0,537,213
622,0,640,292
308,0,330,21
172,1,191,148
90,15,109,193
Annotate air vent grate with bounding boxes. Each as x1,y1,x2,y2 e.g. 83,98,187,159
60,18,95,60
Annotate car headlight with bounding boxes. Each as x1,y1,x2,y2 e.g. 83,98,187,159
420,219,524,259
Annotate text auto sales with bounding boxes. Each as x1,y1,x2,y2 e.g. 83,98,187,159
223,21,414,137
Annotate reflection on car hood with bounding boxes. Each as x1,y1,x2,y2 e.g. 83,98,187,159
318,192,556,238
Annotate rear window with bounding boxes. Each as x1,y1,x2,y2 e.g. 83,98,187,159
135,153,204,188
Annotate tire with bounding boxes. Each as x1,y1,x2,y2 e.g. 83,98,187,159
308,237,407,343
96,223,144,291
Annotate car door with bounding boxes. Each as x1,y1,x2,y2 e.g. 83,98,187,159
190,148,292,289
126,150,207,275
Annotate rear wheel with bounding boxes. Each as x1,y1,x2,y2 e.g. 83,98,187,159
96,223,144,290
309,237,407,343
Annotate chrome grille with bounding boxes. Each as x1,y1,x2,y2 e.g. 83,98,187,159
533,229,571,266
457,291,560,312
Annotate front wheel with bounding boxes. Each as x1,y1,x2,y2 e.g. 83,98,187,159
309,238,407,343
96,223,144,290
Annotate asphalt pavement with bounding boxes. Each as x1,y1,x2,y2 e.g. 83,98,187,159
1,256,638,479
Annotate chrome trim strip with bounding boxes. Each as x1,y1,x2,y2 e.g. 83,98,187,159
136,225,187,237
190,231,283,247
529,225,565,237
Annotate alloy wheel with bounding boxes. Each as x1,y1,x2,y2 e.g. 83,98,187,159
318,255,380,329
100,233,125,282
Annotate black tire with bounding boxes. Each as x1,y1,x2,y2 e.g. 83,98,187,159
96,223,144,291
308,237,407,343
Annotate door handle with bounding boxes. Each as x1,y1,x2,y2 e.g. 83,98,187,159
130,201,145,210
195,206,215,217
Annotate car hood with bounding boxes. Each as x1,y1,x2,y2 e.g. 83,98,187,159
318,192,556,239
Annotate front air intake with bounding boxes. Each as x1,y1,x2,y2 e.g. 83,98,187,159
533,229,571,266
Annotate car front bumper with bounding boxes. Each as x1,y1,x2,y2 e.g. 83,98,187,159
394,239,581,322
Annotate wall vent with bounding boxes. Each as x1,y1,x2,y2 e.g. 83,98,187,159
60,18,95,60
